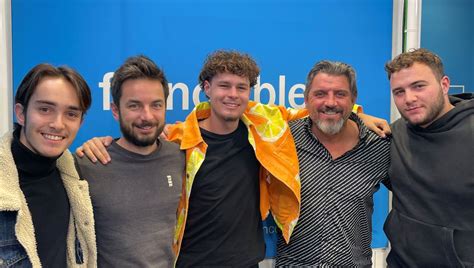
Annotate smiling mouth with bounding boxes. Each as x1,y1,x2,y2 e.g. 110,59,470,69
43,133,65,141
321,111,340,115
224,102,239,107
136,125,154,130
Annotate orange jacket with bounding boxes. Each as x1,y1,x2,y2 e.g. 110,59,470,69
167,101,307,259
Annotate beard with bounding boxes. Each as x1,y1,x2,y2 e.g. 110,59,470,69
403,88,446,127
313,106,350,135
314,117,345,135
119,118,163,147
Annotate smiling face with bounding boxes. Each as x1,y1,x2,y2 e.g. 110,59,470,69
305,73,355,135
15,77,83,158
112,78,165,153
390,62,452,127
204,72,251,127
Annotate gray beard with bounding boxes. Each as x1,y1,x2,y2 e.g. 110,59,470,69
314,118,345,135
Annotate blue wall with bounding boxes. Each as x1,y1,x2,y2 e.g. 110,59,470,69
12,0,392,251
422,0,474,93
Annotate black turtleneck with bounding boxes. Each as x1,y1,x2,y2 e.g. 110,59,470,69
11,126,69,268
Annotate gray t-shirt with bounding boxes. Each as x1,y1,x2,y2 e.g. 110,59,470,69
75,139,184,268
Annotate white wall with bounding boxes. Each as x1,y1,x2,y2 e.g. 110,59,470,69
0,0,13,135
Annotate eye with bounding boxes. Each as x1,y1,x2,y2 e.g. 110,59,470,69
128,103,139,110
336,91,347,97
392,89,404,96
38,106,52,114
66,111,81,119
152,102,164,109
313,91,325,98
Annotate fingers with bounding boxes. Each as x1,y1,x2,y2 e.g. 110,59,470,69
379,121,392,136
102,136,114,146
161,124,171,140
358,113,391,138
372,125,387,138
81,137,112,164
75,146,85,157
373,119,391,138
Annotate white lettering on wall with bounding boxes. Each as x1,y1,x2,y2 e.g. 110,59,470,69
99,73,306,111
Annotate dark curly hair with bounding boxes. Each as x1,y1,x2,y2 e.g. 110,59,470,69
198,50,260,90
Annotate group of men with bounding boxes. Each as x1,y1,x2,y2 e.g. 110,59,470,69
0,48,472,267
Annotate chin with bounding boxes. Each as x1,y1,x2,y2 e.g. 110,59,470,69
40,149,65,158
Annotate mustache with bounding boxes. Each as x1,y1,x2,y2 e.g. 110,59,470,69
133,121,159,128
319,107,343,113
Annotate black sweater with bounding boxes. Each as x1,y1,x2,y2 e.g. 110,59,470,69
385,94,474,267
11,126,70,268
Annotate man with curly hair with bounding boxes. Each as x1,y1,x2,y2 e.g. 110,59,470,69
166,50,304,267
77,50,387,267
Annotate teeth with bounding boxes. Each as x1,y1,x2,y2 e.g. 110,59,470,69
323,111,338,115
44,134,63,140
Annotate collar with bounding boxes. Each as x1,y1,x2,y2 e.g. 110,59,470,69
11,126,59,178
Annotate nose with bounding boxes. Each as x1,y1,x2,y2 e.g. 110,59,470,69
324,93,337,107
140,106,154,121
228,86,239,98
405,89,417,104
49,113,66,130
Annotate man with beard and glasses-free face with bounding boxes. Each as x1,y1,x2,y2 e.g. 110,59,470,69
77,51,390,267
383,48,474,267
74,56,185,267
275,61,390,267
0,64,96,267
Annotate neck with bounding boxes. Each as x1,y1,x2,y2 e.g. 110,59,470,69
311,119,359,159
116,138,158,155
199,114,240,135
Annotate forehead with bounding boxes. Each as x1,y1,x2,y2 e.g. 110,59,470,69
211,72,250,85
310,73,350,90
30,77,80,107
120,78,165,100
389,62,437,86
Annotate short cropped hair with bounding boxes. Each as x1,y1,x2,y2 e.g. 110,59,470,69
305,60,357,99
111,55,169,105
385,48,445,80
15,63,92,116
198,50,260,90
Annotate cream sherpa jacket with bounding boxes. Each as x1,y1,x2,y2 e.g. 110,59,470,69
0,132,97,267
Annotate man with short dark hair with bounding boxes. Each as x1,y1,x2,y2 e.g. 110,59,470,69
384,48,474,267
275,60,390,267
77,51,388,267
0,63,96,267
74,55,185,267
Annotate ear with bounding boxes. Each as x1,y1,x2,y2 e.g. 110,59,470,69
351,95,357,107
440,76,450,95
111,103,120,121
203,80,211,98
15,103,26,126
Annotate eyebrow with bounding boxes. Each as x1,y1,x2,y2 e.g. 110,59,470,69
410,80,427,86
34,100,81,111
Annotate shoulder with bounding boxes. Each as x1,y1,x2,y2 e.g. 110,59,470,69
390,118,408,138
289,118,307,132
158,139,185,159
289,118,312,145
0,132,13,156
159,139,183,154
57,149,82,176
